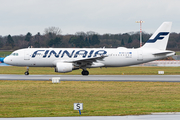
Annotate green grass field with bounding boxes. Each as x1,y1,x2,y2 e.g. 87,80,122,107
1,81,180,117
0,51,12,57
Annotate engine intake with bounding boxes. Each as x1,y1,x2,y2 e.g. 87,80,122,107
55,63,73,73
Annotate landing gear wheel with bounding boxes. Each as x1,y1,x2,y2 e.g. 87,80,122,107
81,70,89,76
25,71,29,75
25,66,29,75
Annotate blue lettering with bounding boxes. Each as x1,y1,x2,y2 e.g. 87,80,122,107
43,50,49,58
61,50,75,58
32,49,108,58
88,50,94,58
32,50,45,58
93,50,107,57
74,50,88,58
48,50,62,58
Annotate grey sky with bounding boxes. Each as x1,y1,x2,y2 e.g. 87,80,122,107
0,0,179,36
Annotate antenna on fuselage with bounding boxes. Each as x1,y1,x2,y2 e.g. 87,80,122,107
28,46,33,48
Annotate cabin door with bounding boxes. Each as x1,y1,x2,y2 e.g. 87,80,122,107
24,50,30,60
137,51,143,61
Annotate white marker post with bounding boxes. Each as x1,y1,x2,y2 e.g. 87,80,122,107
52,77,60,83
158,71,164,74
74,103,83,115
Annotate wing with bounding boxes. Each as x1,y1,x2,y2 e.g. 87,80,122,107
64,55,107,68
66,55,107,63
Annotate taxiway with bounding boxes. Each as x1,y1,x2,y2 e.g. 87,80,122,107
0,74,180,82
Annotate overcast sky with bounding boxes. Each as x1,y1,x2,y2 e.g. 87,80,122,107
0,0,179,36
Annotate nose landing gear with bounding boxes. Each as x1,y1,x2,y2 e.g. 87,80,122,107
24,67,29,75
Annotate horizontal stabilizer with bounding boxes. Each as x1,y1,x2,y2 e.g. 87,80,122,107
153,51,175,56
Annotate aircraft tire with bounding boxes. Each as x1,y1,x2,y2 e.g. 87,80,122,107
25,71,29,75
81,70,89,76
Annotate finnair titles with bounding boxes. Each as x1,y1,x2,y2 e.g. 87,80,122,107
4,22,175,75
32,50,107,58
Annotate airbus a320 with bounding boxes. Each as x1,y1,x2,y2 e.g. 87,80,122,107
4,22,175,75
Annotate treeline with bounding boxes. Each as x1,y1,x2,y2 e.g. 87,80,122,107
0,27,180,51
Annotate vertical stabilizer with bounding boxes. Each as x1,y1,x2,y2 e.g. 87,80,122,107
142,22,172,50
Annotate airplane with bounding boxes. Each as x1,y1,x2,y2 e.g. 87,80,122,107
0,57,4,63
4,22,175,76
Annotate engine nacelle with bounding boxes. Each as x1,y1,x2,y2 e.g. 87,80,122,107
55,63,73,73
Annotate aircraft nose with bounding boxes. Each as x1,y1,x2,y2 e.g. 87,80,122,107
4,57,10,64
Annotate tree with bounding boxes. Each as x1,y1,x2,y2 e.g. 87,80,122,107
85,37,90,46
53,37,61,47
34,32,41,47
0,39,3,48
44,26,62,35
34,41,40,48
69,36,85,48
86,31,97,36
121,39,125,46
48,37,61,47
78,36,85,48
6,35,14,48
75,32,86,36
128,36,132,43
90,35,100,45
25,32,32,42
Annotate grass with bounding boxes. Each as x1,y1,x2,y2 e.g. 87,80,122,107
0,51,12,57
0,81,180,117
175,51,180,55
0,66,180,75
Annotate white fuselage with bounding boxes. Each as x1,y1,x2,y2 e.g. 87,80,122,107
4,47,174,68
3,22,175,75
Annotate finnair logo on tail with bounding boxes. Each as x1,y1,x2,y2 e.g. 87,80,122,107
146,32,169,43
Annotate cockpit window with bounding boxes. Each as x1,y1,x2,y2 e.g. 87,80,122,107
10,53,19,56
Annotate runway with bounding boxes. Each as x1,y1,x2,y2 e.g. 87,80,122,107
1,113,180,120
0,74,180,82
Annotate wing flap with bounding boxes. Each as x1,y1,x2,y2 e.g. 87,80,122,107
64,55,107,63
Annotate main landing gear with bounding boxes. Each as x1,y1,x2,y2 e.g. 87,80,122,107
24,66,29,75
81,70,89,76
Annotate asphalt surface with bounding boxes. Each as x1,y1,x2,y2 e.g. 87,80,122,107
1,113,180,120
0,74,180,82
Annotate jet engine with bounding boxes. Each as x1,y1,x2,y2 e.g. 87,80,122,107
55,63,73,73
